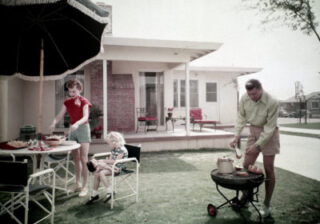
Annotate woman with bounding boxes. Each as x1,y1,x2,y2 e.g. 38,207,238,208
50,79,91,197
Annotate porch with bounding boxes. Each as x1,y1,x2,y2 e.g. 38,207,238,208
90,124,236,153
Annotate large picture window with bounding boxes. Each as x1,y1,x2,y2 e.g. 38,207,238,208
174,79,198,108
206,82,217,102
55,71,85,128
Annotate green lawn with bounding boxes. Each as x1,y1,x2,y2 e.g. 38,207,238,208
1,149,320,224
280,122,320,129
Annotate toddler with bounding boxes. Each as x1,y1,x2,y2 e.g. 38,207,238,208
86,132,128,204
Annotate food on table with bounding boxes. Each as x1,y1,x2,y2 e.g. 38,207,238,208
44,135,65,146
235,171,249,176
248,165,263,174
7,140,28,148
28,146,51,151
45,135,65,141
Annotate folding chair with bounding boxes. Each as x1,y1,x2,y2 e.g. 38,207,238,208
0,160,55,224
43,131,75,194
90,144,141,209
43,152,75,194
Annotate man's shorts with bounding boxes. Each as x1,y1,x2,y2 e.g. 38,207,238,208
247,126,280,156
69,124,91,143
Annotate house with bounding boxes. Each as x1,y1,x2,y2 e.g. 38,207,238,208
280,91,320,118
0,5,262,151
0,36,260,141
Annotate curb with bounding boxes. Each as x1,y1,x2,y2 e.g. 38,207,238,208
279,131,320,139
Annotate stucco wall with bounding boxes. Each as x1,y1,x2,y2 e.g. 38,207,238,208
23,81,55,135
6,78,24,139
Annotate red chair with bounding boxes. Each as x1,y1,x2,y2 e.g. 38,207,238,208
136,108,158,132
190,108,216,131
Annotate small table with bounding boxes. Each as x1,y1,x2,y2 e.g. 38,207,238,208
0,143,80,173
165,116,185,132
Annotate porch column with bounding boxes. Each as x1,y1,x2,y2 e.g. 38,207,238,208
103,59,108,139
185,62,190,136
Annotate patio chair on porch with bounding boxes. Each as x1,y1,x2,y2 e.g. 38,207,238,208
136,108,158,132
0,159,55,224
190,108,217,132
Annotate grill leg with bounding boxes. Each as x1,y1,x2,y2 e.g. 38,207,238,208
215,184,239,209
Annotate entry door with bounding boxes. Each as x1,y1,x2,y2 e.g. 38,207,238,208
139,72,164,125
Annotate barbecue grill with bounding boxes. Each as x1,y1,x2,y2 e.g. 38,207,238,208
208,169,264,223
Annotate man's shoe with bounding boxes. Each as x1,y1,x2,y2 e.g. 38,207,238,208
260,205,271,218
86,195,99,205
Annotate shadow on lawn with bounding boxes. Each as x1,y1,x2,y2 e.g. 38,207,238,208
139,153,198,174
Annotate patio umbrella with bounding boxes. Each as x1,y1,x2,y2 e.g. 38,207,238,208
0,0,109,134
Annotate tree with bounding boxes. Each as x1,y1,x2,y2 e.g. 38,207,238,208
243,0,320,42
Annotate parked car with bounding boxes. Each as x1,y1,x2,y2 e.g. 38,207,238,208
289,110,312,118
279,110,289,117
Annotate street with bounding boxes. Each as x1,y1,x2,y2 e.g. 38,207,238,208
257,134,320,181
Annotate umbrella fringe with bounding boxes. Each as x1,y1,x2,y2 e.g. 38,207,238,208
0,0,110,24
6,53,103,81
67,0,110,24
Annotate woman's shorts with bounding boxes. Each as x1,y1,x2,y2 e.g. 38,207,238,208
247,126,280,156
69,124,91,143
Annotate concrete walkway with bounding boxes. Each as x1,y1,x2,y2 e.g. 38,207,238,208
256,127,320,181
279,126,320,135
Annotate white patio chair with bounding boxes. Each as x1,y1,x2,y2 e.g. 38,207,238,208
43,151,75,194
0,159,55,224
89,144,141,209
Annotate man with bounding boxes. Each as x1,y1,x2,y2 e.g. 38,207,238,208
230,79,280,217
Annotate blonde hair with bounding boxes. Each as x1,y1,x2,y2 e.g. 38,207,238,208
105,132,125,149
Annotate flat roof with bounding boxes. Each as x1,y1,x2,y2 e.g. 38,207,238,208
98,36,222,63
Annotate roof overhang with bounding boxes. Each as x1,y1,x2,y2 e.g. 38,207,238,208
97,36,222,64
174,66,262,77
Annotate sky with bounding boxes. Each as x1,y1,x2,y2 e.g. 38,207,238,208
97,0,320,100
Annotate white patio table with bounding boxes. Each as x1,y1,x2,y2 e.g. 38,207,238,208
0,142,80,173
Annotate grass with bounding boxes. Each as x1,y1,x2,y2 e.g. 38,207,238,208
1,149,320,224
280,122,320,129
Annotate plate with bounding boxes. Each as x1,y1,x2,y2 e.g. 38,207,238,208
61,140,77,146
0,141,27,150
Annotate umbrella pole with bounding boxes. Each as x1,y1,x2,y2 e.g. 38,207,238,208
37,40,44,168
38,39,44,135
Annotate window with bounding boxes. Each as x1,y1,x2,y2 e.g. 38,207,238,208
174,79,198,108
206,82,217,102
190,80,198,107
55,71,85,128
180,80,186,107
173,80,178,107
311,101,319,109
